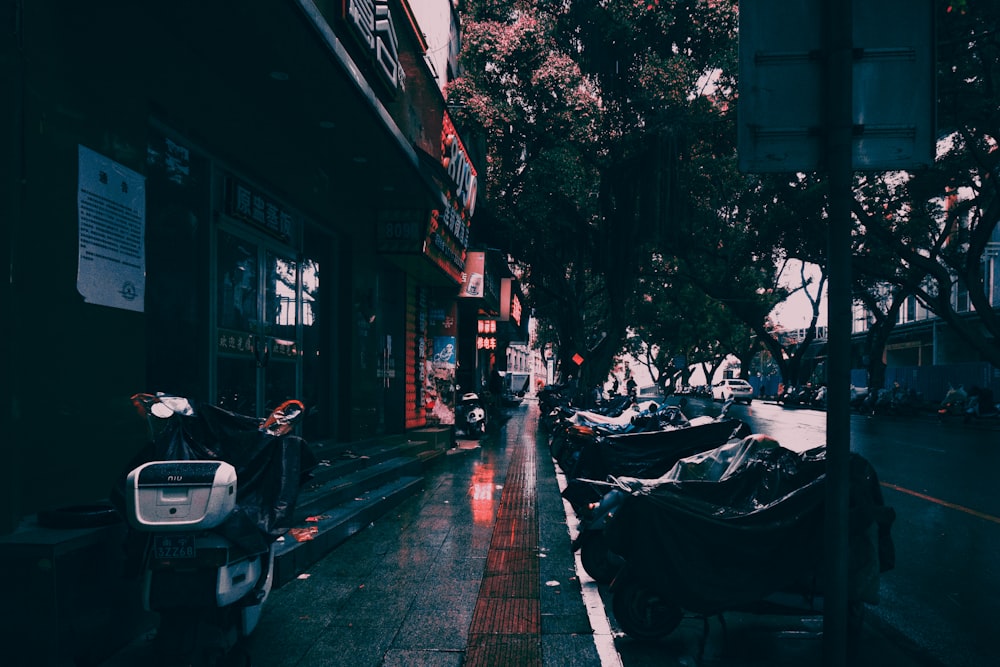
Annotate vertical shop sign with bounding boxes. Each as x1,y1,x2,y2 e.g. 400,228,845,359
441,112,477,216
77,145,146,312
345,0,405,92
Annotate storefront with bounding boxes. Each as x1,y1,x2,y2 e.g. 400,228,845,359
0,3,489,662
457,250,508,396
1,0,479,530
376,109,479,433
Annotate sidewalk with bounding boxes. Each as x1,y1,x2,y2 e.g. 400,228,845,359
103,402,940,666
245,401,600,666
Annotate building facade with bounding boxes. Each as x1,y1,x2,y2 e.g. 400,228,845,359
1,0,496,535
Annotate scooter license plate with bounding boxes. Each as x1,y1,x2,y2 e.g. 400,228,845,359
152,534,196,559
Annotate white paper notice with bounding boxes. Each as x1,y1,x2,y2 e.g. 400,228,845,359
77,145,146,312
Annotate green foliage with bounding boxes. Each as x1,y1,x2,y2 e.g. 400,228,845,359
451,0,841,387
452,0,1000,386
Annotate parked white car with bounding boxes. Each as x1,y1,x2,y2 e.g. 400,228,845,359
712,378,754,404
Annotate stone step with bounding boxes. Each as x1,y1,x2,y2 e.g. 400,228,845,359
272,475,425,586
294,455,424,521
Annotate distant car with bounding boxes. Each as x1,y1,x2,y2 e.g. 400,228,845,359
712,378,754,404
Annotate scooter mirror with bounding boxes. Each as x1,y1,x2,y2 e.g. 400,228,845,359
154,394,194,417
149,402,175,419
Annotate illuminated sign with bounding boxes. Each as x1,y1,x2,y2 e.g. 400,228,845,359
459,251,486,298
374,208,467,284
424,209,466,283
477,319,497,350
499,278,523,327
510,293,522,327
442,112,477,217
345,0,405,92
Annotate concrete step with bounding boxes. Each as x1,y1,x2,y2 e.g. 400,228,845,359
270,431,452,586
294,455,423,520
273,475,425,586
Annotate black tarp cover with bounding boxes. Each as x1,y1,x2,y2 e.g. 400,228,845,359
588,419,746,480
604,435,894,613
560,419,745,510
112,399,317,558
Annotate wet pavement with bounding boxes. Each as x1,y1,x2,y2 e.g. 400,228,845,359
245,401,601,666
104,400,944,666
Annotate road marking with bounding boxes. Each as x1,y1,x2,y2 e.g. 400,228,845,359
555,465,624,667
881,482,1000,525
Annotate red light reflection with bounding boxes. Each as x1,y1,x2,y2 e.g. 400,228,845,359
469,460,497,525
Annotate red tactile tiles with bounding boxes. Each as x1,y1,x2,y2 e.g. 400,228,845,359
465,438,543,666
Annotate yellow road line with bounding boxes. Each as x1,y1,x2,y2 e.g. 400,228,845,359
881,482,1000,525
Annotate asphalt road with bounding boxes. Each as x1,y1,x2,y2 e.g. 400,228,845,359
611,397,999,667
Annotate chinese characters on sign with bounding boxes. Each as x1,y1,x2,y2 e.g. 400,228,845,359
376,209,424,254
225,178,295,242
442,112,478,217
77,145,146,312
477,319,497,350
217,329,298,360
346,0,405,92
510,293,522,327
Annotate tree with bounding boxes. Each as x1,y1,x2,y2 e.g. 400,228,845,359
848,3,1000,371
449,0,741,395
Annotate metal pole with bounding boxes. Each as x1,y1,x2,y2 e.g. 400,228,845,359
823,0,853,665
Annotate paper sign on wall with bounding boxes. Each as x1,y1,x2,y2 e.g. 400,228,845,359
77,145,146,312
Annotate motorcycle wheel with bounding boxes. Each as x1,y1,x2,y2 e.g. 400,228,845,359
549,435,565,463
611,577,683,640
155,610,231,667
578,531,619,584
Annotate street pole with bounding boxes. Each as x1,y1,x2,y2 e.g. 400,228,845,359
823,0,852,665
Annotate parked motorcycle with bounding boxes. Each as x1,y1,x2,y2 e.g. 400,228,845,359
864,383,921,416
937,383,968,418
777,383,825,408
569,476,631,584
112,393,313,666
963,385,1000,422
601,434,895,641
538,381,575,417
549,400,683,476
849,385,870,412
559,404,748,513
567,406,749,584
456,391,488,437
938,384,1000,423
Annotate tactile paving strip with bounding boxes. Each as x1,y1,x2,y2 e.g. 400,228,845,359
464,436,542,665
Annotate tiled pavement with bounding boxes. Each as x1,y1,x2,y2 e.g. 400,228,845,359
245,402,600,666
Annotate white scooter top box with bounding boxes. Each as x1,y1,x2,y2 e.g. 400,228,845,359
126,460,237,530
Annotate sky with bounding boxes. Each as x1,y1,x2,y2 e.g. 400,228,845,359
770,259,828,330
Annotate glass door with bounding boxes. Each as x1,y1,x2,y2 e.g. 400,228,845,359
215,228,300,418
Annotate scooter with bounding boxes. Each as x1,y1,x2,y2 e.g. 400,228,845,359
602,435,895,642
456,391,488,437
567,403,750,583
114,393,312,667
936,386,1000,424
